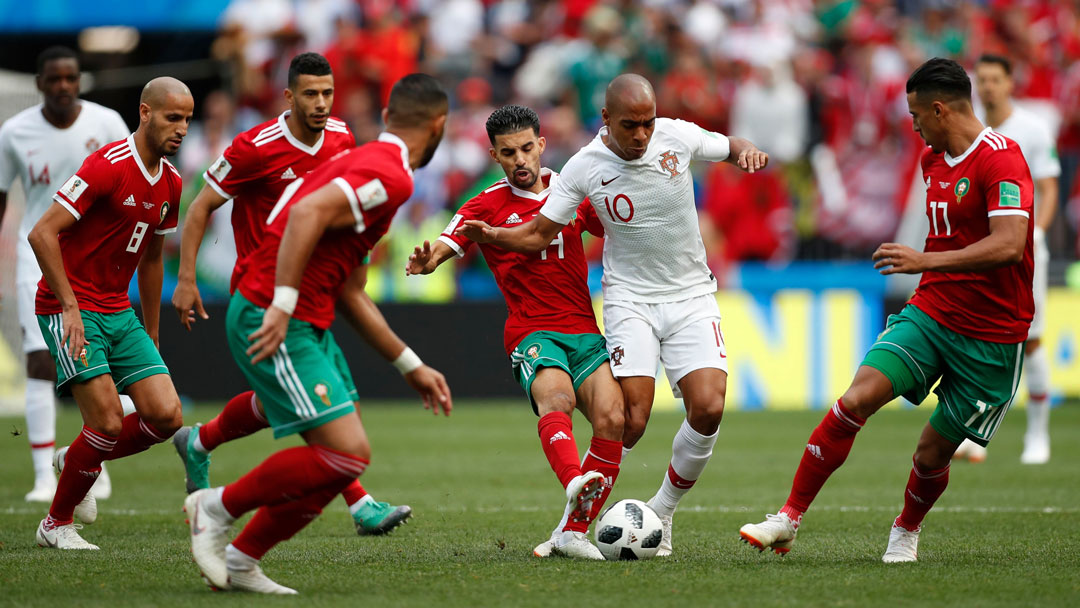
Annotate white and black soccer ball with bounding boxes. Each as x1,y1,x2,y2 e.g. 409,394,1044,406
593,499,663,560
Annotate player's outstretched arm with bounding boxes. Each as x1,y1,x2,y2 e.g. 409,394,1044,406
27,203,84,357
725,137,769,174
456,213,564,253
1035,177,1058,232
405,239,455,275
873,215,1028,275
172,184,228,330
138,234,165,348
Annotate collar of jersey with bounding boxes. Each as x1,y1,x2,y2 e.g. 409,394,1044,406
944,127,991,167
278,111,324,156
126,134,164,185
378,132,412,176
508,167,555,200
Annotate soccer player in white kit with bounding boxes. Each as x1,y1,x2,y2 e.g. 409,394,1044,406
459,74,768,555
956,54,1061,465
0,47,131,502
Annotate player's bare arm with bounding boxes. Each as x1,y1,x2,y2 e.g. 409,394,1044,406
1034,176,1058,232
245,181,357,364
874,214,1027,274
138,234,166,348
404,239,456,275
457,213,564,253
337,266,452,415
172,184,229,330
725,137,769,174
27,202,84,357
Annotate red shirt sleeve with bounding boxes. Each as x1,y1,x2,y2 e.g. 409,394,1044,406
204,136,260,199
576,198,604,237
983,147,1033,219
438,192,488,257
53,153,106,220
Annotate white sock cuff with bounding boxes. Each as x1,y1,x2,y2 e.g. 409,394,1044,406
676,418,719,449
25,379,56,445
250,394,267,423
348,493,375,514
1024,346,1050,397
225,543,259,570
118,394,137,416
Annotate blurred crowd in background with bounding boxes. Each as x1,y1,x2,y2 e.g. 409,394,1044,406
168,0,1080,302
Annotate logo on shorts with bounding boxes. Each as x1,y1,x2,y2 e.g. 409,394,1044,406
79,345,91,367
659,150,680,177
525,344,542,359
954,177,970,204
159,201,170,225
611,346,625,366
314,383,331,406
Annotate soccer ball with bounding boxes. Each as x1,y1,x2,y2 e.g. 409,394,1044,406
593,499,663,560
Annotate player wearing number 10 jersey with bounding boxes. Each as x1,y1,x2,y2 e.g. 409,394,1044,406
406,105,624,560
740,58,1034,564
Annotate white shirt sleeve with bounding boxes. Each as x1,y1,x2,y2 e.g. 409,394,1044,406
539,156,586,225
671,118,730,162
104,108,130,143
0,122,15,192
1029,122,1062,180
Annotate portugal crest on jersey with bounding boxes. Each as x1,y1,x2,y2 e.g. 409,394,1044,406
159,201,170,225
659,150,680,177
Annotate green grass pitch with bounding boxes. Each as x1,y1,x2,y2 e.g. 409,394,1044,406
1,402,1078,607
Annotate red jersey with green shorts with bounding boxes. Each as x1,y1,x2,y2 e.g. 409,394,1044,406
909,128,1034,343
438,168,604,354
203,111,354,292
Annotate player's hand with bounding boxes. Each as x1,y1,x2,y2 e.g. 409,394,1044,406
405,240,434,276
246,306,291,364
873,243,926,275
404,364,453,416
172,280,209,331
457,220,497,244
736,146,769,174
61,305,87,360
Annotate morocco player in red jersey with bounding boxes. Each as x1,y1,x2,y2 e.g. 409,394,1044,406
28,78,193,550
740,58,1034,563
169,53,411,537
406,105,624,560
184,74,452,594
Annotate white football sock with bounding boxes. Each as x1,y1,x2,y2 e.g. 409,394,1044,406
119,394,137,416
651,418,718,518
348,493,375,514
1025,346,1050,437
25,379,56,480
226,543,259,571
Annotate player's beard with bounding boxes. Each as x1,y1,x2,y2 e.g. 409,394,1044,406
510,167,537,190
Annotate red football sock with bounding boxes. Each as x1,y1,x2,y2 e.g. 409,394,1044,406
895,458,950,531
105,414,169,460
232,483,345,560
49,427,116,524
340,480,368,507
198,391,266,452
780,399,865,526
221,445,367,518
563,437,622,533
538,411,582,489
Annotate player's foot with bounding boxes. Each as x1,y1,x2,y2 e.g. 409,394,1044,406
227,564,298,594
952,438,987,463
24,476,57,503
564,471,605,524
352,501,412,535
54,446,97,525
184,489,233,590
89,461,112,500
173,425,211,494
1020,431,1050,465
532,531,559,557
882,519,920,563
552,530,605,560
739,513,797,554
645,497,673,557
35,518,99,550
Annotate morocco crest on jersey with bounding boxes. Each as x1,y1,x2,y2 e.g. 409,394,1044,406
659,150,680,177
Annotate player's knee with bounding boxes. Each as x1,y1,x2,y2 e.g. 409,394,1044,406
686,394,725,434
536,390,575,416
622,410,649,447
26,351,56,382
592,399,625,439
90,412,125,438
144,399,183,438
1025,338,1040,355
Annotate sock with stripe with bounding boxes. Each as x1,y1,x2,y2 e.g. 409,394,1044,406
895,458,949,531
341,480,369,510
780,399,865,526
650,418,718,518
538,411,582,489
581,437,622,522
49,427,116,523
231,480,350,560
221,445,368,518
25,378,56,483
1025,345,1051,437
105,414,171,460
195,391,266,454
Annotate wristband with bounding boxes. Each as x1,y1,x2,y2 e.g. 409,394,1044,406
392,347,423,375
271,286,299,315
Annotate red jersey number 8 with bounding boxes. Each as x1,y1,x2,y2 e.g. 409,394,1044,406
604,194,634,223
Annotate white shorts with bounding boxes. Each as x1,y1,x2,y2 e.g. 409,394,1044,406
1030,228,1048,339
15,247,47,354
603,293,727,398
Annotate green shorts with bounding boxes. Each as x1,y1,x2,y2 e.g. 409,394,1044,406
510,331,609,415
227,291,358,438
862,304,1025,447
37,308,169,396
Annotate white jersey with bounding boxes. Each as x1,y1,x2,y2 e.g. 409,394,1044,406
0,101,128,259
979,105,1061,206
540,118,730,303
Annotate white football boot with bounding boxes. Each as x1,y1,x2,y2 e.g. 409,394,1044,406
227,564,298,594
1020,431,1050,465
89,462,112,500
882,519,920,563
645,497,673,557
184,489,233,590
24,476,57,502
533,531,559,558
53,446,98,525
952,439,987,463
552,531,605,560
739,513,797,554
36,519,99,550
564,472,605,524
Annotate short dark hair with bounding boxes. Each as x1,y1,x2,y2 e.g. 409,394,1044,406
386,73,448,127
906,57,971,103
287,52,332,89
36,46,79,74
485,105,540,145
976,53,1012,76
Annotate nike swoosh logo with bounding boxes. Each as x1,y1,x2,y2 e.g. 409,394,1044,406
601,176,619,186
192,499,206,535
